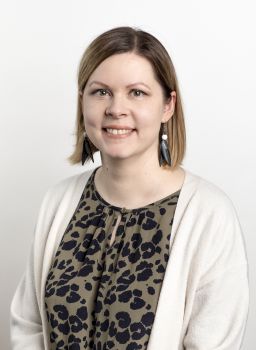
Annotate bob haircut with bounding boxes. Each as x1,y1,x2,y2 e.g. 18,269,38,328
68,26,186,170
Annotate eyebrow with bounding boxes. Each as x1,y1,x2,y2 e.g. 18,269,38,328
88,80,151,90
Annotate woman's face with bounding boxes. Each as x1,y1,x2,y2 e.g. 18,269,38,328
81,52,176,162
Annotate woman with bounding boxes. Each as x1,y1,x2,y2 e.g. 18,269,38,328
10,26,249,350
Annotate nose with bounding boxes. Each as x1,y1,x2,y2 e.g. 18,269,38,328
105,94,128,118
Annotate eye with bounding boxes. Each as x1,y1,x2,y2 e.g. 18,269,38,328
131,89,146,97
91,88,111,96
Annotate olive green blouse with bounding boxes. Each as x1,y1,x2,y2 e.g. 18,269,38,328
44,166,181,350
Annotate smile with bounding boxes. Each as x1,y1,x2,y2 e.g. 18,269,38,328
102,128,136,138
106,128,133,135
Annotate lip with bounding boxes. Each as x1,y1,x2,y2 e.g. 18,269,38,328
102,125,135,130
102,128,135,138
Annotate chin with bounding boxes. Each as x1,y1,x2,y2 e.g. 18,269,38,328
101,149,136,160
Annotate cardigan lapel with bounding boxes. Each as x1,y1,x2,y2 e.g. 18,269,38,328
147,169,200,350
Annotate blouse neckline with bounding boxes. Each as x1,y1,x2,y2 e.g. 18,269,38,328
90,166,181,214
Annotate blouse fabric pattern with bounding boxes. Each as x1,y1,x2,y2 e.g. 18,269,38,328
44,167,181,350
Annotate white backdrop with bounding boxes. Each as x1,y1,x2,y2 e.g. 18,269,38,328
0,0,255,348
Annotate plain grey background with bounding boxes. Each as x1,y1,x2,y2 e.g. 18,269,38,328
0,0,255,348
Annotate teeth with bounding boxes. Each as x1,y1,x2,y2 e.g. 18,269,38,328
106,128,133,135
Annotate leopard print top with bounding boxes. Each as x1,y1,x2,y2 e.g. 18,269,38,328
45,166,181,350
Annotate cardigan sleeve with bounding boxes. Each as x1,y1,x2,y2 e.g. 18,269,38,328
10,186,55,350
10,239,44,349
183,195,249,349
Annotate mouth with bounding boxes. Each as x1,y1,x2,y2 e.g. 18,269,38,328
102,128,136,137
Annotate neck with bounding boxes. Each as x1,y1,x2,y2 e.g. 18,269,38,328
94,151,182,209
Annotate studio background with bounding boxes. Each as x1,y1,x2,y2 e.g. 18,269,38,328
0,0,255,349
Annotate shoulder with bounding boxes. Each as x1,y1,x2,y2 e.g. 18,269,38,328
40,168,94,214
183,170,248,285
184,169,247,263
183,168,239,220
32,168,95,243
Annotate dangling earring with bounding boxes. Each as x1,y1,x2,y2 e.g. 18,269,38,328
159,122,172,166
82,131,94,165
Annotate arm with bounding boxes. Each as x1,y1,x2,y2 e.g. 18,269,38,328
183,196,249,349
10,240,44,349
10,187,54,350
183,263,249,349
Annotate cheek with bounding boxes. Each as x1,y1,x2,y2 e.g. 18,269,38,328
84,119,96,130
136,104,163,127
83,103,102,128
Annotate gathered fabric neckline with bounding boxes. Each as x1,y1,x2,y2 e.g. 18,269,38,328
91,166,181,214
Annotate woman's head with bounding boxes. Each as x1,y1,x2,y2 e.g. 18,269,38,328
68,26,186,169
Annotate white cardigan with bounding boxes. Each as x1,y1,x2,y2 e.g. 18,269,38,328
10,167,249,350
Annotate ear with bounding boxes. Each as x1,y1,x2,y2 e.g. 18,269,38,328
161,91,176,123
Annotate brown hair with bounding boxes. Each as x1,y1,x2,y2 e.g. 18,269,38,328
67,26,186,169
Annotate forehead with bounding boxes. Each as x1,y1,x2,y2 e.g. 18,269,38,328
87,52,158,85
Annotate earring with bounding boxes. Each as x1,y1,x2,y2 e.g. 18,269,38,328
82,132,94,165
159,122,172,166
